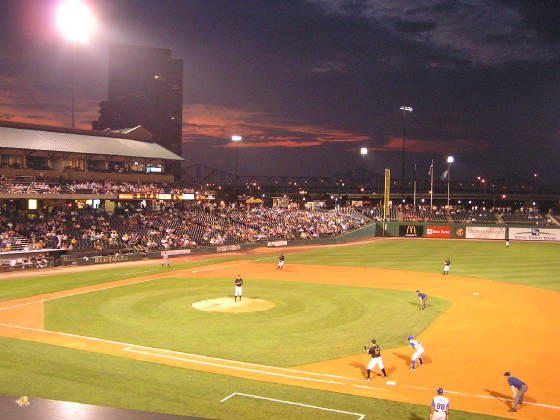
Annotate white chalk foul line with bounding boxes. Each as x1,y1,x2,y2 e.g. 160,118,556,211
220,392,365,420
403,384,560,411
353,384,389,392
123,347,343,385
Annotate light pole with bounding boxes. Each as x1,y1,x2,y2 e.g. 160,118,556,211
446,155,454,207
231,135,242,182
57,1,94,128
399,106,413,192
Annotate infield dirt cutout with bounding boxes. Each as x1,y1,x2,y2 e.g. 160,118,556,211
0,253,559,420
192,297,275,313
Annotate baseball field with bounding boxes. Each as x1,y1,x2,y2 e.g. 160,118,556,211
0,239,558,420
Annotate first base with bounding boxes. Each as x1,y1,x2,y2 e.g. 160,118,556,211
386,381,397,386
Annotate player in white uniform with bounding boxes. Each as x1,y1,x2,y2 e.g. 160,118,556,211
234,275,243,302
443,258,450,275
277,254,285,270
161,251,169,268
430,388,449,420
408,335,424,370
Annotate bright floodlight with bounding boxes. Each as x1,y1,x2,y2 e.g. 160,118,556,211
231,135,242,142
447,155,454,164
400,106,413,112
360,147,368,156
57,1,94,43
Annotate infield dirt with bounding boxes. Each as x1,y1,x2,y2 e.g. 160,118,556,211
0,251,558,420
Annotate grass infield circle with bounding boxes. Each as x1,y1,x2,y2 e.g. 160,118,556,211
192,297,275,313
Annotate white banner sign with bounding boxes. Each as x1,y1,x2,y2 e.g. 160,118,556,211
466,226,505,240
267,240,288,247
216,245,241,252
509,227,560,242
165,249,191,256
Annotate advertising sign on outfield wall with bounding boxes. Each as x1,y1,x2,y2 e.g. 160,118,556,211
399,225,423,237
166,249,191,256
267,240,288,247
217,245,241,252
426,226,451,238
509,227,560,242
466,226,505,240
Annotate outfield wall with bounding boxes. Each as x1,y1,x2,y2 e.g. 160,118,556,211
381,222,560,241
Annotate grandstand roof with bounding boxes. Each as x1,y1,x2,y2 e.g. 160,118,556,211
0,126,183,160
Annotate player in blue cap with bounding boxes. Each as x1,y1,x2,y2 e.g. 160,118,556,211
408,335,424,370
430,388,449,420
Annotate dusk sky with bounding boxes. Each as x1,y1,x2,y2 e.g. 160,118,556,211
0,0,558,181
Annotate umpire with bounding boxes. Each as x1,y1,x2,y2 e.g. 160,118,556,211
504,372,528,412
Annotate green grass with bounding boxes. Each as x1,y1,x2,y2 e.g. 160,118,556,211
0,257,238,302
45,276,450,365
266,240,560,291
0,337,506,420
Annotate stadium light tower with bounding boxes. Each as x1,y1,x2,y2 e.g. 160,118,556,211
400,106,413,192
56,0,95,128
446,155,454,206
231,135,242,182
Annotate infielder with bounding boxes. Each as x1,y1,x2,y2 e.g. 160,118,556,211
430,388,449,420
364,339,388,381
234,274,243,302
416,290,427,310
504,372,528,412
277,254,285,270
443,258,450,275
408,335,424,370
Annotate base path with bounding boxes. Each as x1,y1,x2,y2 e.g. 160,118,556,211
0,259,558,420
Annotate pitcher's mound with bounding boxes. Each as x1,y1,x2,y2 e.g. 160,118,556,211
192,297,275,313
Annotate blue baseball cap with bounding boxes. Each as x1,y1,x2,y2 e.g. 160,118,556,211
437,388,443,394
407,335,413,340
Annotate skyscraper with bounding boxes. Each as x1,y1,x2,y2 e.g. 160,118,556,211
93,44,183,175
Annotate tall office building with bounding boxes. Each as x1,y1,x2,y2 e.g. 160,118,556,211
93,44,183,175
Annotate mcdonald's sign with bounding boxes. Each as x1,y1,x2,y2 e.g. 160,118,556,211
399,225,423,237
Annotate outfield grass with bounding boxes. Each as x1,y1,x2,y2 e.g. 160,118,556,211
0,257,238,302
0,337,507,420
268,240,560,291
46,276,450,365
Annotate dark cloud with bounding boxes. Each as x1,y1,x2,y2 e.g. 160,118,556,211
392,19,436,34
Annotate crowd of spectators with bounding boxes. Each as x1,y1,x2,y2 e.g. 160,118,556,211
0,203,370,255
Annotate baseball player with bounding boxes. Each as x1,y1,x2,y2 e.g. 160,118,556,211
443,258,450,275
234,274,243,302
504,372,528,412
408,335,424,370
161,251,169,268
363,339,388,381
416,290,427,310
430,388,449,420
277,254,285,270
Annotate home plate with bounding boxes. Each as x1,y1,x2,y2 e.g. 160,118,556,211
473,292,479,296
386,381,397,386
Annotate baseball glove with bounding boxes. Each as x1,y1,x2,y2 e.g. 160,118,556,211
364,345,368,350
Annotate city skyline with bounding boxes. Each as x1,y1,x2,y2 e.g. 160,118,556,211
0,0,558,181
